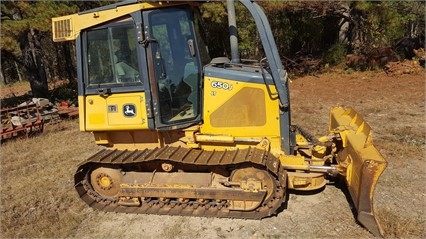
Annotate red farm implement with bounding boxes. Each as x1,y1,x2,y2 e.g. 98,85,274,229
1,104,44,142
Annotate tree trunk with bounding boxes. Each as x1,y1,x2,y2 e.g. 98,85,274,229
22,29,49,98
338,7,350,45
14,61,23,82
0,64,5,85
63,42,76,83
12,2,49,98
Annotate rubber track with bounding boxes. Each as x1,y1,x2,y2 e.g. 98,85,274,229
74,146,286,219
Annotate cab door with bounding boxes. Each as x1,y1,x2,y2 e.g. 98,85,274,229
81,14,150,131
143,6,202,129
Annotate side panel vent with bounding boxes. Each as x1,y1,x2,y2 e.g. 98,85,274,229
52,17,73,42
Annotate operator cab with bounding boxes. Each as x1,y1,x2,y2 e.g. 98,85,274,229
80,5,209,129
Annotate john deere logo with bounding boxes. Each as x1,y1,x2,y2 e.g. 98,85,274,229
123,104,136,117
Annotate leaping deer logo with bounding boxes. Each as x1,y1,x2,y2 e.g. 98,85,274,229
123,104,136,117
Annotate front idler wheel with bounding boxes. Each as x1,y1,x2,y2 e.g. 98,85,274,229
90,167,121,198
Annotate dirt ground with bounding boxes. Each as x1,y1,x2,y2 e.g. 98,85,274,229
1,68,425,238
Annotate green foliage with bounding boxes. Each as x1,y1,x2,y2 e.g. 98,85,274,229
350,1,425,52
200,2,227,24
324,44,347,66
1,2,78,55
368,2,408,45
234,2,257,58
50,83,78,105
200,2,229,57
345,68,355,74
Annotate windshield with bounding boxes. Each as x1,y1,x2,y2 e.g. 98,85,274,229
86,21,140,85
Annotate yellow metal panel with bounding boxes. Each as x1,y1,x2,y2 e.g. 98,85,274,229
52,2,196,42
287,172,326,191
93,132,110,145
201,77,280,139
78,96,86,132
195,134,235,144
279,154,305,165
210,87,266,127
88,113,106,125
84,92,148,131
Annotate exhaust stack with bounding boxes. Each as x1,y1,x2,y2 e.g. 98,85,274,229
227,0,240,63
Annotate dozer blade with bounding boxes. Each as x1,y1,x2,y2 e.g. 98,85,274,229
329,106,387,237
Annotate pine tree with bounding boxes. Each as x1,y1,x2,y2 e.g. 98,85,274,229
1,1,78,97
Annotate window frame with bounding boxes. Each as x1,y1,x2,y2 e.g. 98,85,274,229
81,16,144,95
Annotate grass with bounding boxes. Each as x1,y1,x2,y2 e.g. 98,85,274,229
0,79,76,108
0,80,31,93
0,120,98,238
378,209,426,238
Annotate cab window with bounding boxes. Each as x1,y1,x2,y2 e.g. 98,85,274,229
86,20,140,86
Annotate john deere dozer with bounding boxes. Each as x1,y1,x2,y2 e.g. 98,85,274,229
52,0,387,236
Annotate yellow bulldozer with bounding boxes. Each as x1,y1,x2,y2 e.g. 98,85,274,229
52,0,387,236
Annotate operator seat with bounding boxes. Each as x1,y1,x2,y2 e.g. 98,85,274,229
114,51,138,82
